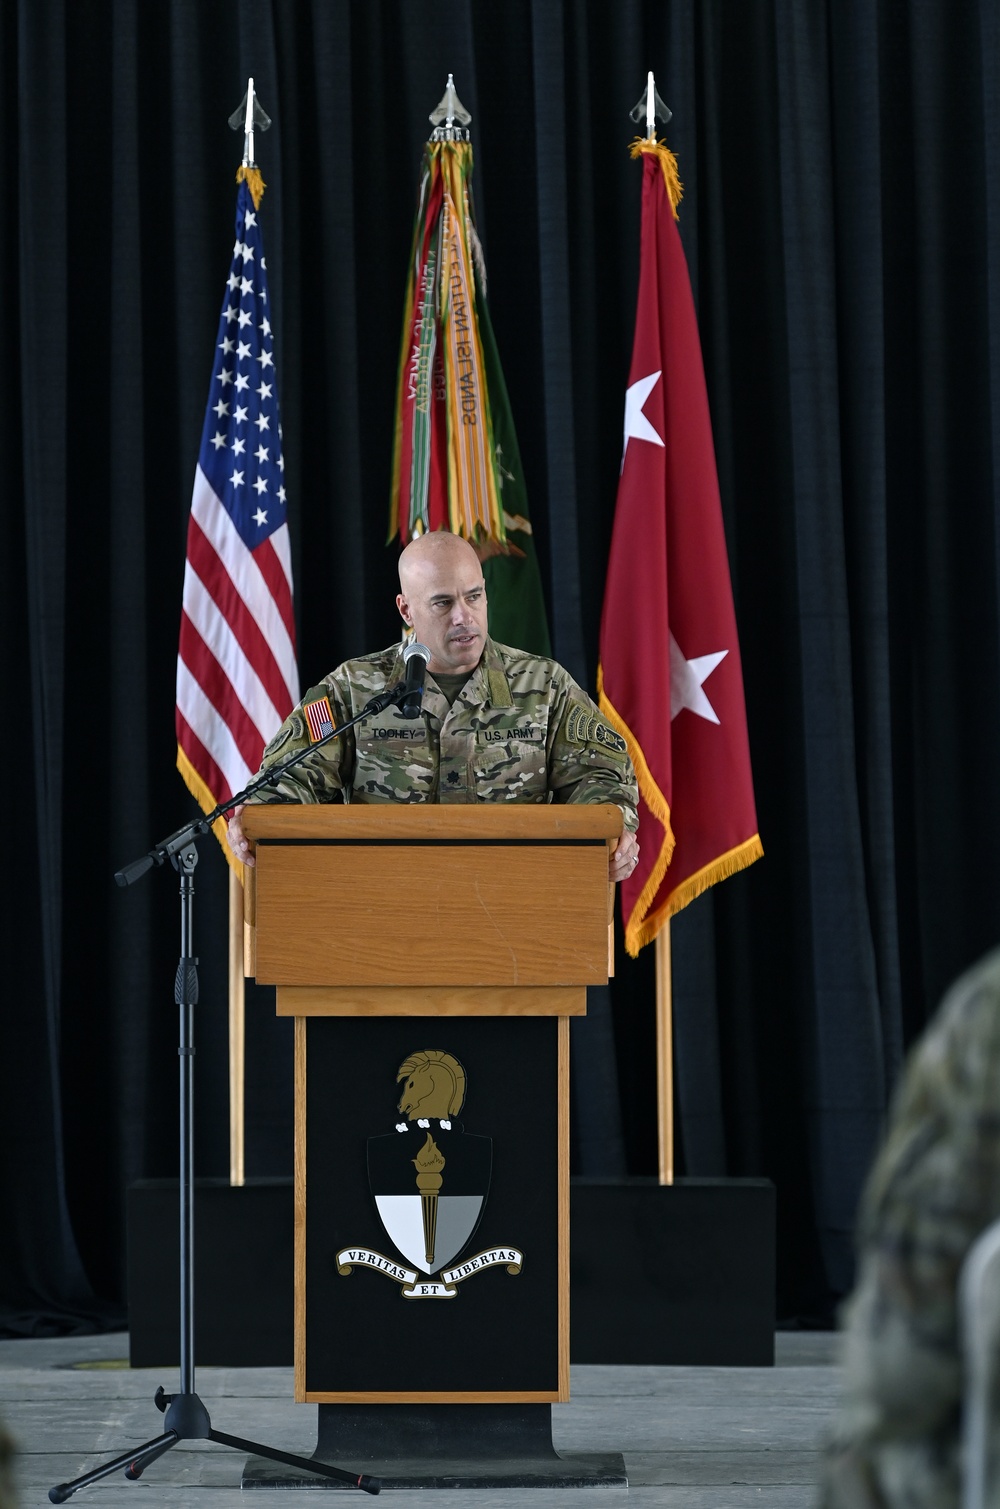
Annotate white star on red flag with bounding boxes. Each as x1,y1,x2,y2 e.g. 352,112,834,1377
621,370,665,469
669,633,728,723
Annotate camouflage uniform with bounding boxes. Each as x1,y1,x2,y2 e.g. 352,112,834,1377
0,1419,14,1509
818,945,1000,1509
246,637,638,827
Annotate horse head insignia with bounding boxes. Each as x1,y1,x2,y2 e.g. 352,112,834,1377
396,1050,467,1122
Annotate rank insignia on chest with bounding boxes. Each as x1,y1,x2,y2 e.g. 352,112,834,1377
303,695,335,743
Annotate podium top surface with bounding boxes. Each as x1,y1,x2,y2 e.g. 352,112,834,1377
243,804,620,988
242,803,623,843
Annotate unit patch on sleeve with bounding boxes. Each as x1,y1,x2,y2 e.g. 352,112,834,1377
565,702,628,755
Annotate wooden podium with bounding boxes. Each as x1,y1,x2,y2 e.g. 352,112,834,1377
240,803,628,1488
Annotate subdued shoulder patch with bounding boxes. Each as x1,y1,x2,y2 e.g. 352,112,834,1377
264,715,298,757
565,703,628,755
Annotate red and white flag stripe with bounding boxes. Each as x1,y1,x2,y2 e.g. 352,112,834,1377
177,469,298,818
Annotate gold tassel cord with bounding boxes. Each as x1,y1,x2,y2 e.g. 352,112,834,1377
629,135,683,219
236,163,266,210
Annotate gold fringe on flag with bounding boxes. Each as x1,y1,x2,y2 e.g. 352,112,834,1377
176,745,245,879
629,136,683,219
598,667,763,955
597,665,676,957
635,834,765,950
236,163,266,210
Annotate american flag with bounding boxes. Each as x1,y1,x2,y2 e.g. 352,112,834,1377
176,176,298,851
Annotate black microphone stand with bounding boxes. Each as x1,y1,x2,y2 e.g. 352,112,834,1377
49,686,408,1503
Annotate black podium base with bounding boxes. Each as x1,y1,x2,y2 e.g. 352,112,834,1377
571,1176,776,1365
241,1404,627,1490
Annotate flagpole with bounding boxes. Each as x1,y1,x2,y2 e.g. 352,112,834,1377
655,922,674,1185
222,74,260,1194
226,75,255,1193
638,68,676,1187
229,868,246,1187
243,75,256,165
605,76,760,1186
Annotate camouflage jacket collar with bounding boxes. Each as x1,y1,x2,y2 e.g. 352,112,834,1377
394,636,514,711
470,638,514,709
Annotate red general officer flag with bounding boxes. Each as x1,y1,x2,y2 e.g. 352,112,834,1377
598,140,762,957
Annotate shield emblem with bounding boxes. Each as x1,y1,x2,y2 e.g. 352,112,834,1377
368,1124,492,1277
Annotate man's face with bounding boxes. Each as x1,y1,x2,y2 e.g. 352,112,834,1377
396,555,489,675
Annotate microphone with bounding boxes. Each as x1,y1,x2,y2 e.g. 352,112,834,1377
399,640,431,719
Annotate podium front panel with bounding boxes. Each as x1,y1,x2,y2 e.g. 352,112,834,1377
253,840,610,986
296,1014,569,1402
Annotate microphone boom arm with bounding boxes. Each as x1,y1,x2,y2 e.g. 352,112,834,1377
115,682,409,886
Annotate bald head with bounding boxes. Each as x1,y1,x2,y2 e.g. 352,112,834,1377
396,531,488,675
398,530,483,593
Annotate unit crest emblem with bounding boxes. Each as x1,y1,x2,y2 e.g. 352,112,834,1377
336,1050,522,1299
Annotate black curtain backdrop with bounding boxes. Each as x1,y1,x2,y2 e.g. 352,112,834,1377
2,0,999,1334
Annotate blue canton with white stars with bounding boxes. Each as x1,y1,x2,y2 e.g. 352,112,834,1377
199,180,286,549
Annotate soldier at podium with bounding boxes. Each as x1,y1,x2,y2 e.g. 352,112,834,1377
227,531,639,881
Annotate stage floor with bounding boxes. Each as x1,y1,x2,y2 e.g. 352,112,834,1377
1,1330,838,1506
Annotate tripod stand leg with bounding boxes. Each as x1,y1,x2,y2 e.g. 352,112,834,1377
48,1432,178,1503
123,1432,180,1479
208,1428,382,1493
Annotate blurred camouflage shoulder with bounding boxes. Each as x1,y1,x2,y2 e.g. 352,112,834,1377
0,1417,15,1509
860,942,1000,1251
818,944,1000,1509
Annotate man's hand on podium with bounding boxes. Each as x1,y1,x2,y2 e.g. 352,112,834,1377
227,804,254,867
609,829,639,884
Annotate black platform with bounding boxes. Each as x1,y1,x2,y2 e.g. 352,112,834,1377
242,1404,626,1489
571,1176,776,1365
126,1179,294,1368
127,1174,775,1370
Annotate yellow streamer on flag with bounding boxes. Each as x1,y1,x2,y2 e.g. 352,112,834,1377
437,146,504,543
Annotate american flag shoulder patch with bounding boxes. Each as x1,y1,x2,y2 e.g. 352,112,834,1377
304,696,335,743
